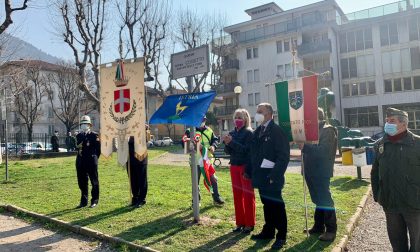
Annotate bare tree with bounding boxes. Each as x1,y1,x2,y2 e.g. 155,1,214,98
4,61,48,141
54,0,108,106
116,0,170,96
0,0,30,35
174,9,227,92
45,61,94,133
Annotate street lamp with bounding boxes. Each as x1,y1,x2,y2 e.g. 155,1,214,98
234,85,242,108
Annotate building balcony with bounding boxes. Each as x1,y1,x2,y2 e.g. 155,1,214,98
297,39,331,57
214,105,239,117
222,59,239,71
212,82,240,95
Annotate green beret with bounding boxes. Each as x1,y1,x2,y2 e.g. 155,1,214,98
386,107,408,118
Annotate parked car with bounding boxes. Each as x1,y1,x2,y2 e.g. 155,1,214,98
154,137,173,147
19,142,67,154
147,140,154,148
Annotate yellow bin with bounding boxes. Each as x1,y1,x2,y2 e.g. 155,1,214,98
341,147,354,165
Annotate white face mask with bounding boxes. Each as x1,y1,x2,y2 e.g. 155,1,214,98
80,124,90,132
255,113,265,124
200,122,206,128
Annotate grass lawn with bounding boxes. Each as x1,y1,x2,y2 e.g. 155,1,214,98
0,149,369,251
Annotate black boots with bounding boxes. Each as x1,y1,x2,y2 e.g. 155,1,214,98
304,208,325,234
305,208,337,241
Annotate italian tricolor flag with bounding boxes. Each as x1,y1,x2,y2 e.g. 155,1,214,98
275,75,319,143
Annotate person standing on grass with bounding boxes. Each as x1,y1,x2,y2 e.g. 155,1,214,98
223,108,255,234
65,131,76,151
250,103,290,250
51,130,59,152
195,115,225,206
126,124,150,208
75,115,101,209
298,108,338,241
371,107,420,252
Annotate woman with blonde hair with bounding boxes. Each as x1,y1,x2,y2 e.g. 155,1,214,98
223,108,255,234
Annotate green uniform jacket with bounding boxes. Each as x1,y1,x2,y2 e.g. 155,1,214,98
371,130,420,212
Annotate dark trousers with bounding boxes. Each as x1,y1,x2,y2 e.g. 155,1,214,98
196,166,220,200
305,175,337,233
385,211,420,252
127,156,148,204
259,189,287,240
76,156,99,205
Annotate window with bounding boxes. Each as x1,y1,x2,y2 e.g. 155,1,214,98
247,48,252,59
247,70,253,83
341,58,349,79
384,79,392,92
48,108,54,118
408,16,420,41
359,82,367,95
347,31,355,52
277,65,284,78
276,41,282,53
344,106,379,128
364,28,373,49
284,40,290,52
349,57,357,78
404,77,412,90
254,69,260,82
355,30,364,51
351,83,358,96
255,93,261,105
248,94,254,106
339,32,347,53
414,76,420,89
411,47,420,70
394,78,402,92
253,47,259,58
368,81,376,94
343,84,350,97
285,63,292,78
380,22,399,46
48,125,54,135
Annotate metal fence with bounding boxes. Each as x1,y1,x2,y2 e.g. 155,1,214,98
1,133,70,157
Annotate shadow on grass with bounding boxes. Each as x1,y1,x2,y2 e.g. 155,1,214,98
243,238,272,251
191,232,248,252
70,206,134,227
284,235,332,252
331,177,369,191
47,207,82,218
116,205,214,247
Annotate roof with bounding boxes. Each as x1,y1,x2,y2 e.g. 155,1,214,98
0,59,63,72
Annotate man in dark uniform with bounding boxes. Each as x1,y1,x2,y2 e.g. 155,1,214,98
250,103,290,250
126,124,150,208
75,115,101,208
51,131,59,152
371,107,420,251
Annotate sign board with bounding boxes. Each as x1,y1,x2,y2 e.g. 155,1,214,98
171,45,210,80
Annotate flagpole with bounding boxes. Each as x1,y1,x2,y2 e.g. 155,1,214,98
302,151,309,238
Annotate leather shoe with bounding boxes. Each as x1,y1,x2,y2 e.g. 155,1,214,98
232,226,243,232
242,226,254,234
250,231,274,240
271,239,286,250
89,203,98,208
75,203,87,209
134,200,146,208
319,232,336,241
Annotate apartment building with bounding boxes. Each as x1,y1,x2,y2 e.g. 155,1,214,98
215,0,420,136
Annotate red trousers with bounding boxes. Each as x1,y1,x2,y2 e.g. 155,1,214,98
230,165,256,227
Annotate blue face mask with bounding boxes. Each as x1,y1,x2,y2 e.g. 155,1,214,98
384,122,398,136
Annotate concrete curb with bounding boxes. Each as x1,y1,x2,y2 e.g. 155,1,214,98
0,204,159,252
331,186,372,252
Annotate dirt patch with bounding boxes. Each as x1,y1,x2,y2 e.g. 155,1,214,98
0,212,116,252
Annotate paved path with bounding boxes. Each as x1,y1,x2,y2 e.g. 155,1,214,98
0,212,115,252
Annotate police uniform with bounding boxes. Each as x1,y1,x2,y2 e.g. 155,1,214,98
75,118,101,208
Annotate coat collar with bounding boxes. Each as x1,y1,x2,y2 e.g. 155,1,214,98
382,130,415,146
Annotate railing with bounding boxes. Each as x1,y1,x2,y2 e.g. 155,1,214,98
339,0,420,24
297,39,331,56
232,11,325,44
222,59,239,70
213,82,239,94
214,105,239,116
